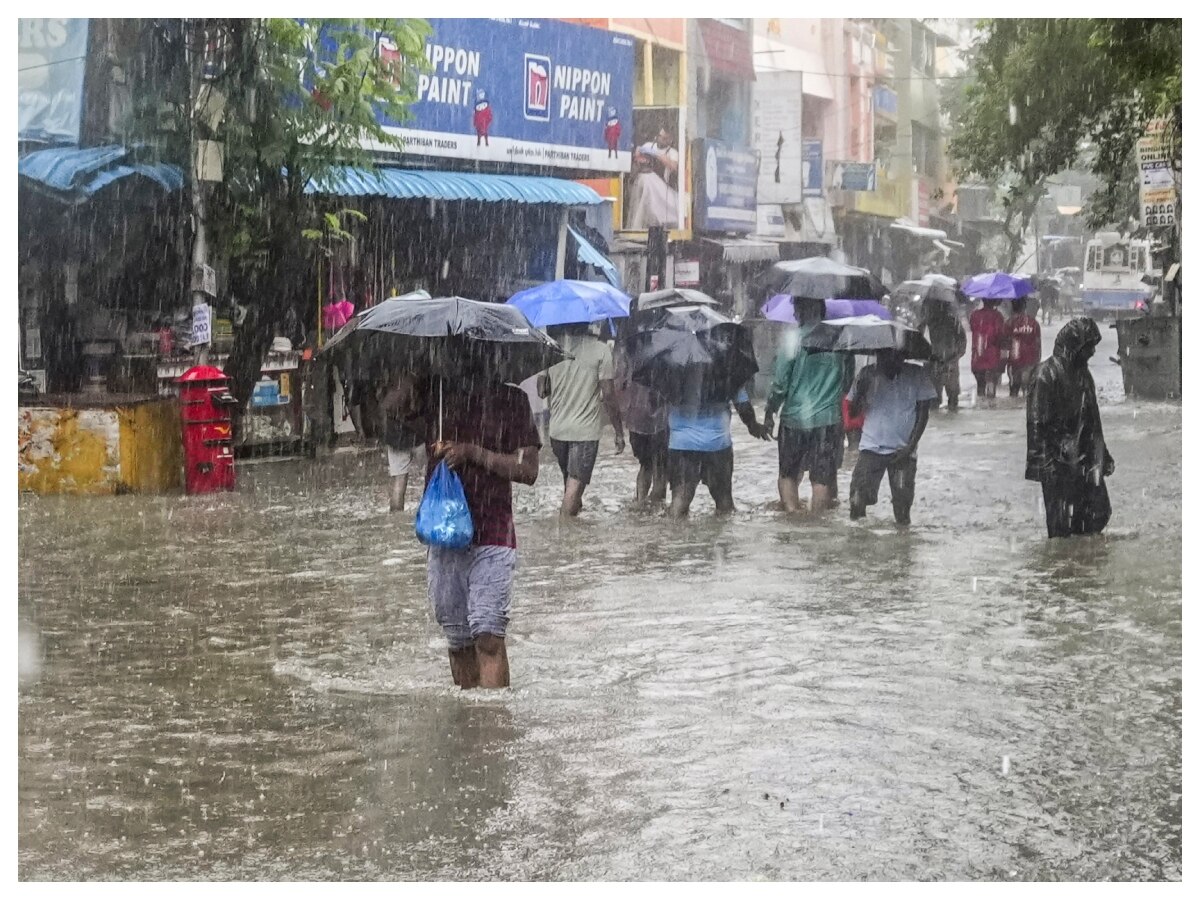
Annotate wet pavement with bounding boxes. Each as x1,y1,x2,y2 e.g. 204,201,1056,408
19,321,1182,880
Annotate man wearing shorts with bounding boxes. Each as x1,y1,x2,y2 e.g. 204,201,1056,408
380,372,423,511
404,376,541,689
847,349,938,526
763,296,855,514
667,387,770,517
538,323,624,517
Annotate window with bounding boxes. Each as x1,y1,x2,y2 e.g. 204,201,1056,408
911,23,936,77
911,123,938,177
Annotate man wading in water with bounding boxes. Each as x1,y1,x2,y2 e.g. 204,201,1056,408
402,372,542,689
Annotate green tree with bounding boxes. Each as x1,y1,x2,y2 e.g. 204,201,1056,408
129,18,429,408
947,19,1181,265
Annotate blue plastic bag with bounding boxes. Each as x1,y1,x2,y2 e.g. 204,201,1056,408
415,460,475,549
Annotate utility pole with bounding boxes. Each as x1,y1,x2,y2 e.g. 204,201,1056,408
187,20,214,366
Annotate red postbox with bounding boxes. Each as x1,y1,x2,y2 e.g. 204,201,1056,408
177,365,238,494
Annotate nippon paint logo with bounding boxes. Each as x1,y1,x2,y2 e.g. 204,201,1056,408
524,53,551,121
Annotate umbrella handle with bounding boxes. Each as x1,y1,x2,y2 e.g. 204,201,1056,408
439,376,443,445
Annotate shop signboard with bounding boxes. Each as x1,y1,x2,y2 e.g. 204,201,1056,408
673,259,700,287
694,139,758,234
346,18,634,172
752,71,803,204
828,160,877,192
18,18,88,144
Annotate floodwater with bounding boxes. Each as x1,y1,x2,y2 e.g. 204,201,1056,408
19,322,1182,880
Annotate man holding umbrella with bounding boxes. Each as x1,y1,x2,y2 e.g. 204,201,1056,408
509,281,630,518
322,296,562,690
800,315,937,526
763,296,855,514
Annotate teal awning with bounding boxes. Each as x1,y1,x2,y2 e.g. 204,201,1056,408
18,144,185,202
306,166,604,206
568,226,620,289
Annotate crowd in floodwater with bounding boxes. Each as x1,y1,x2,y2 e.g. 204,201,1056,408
332,286,1115,690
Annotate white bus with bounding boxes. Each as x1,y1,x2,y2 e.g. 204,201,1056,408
1082,233,1156,318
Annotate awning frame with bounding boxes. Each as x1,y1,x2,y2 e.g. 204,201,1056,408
306,166,605,206
701,237,779,263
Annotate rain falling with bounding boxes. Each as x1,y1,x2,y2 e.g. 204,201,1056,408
17,16,1182,883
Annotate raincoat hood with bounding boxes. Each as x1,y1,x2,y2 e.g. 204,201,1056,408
1053,318,1102,368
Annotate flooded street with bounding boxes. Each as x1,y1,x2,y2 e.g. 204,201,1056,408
18,326,1182,880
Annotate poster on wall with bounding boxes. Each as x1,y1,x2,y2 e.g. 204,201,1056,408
693,139,758,234
343,18,634,173
802,139,823,197
18,18,88,144
622,106,687,232
752,72,803,204
828,161,877,192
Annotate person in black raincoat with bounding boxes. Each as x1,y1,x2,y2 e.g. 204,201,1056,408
1025,318,1115,538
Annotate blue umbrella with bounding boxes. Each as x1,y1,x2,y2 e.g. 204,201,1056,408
507,280,631,328
962,271,1035,300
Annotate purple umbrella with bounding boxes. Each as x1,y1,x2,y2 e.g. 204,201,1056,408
961,271,1035,300
761,295,893,324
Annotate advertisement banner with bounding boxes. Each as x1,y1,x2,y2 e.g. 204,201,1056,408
1137,120,1176,228
18,18,88,144
802,139,823,198
355,18,634,172
694,139,758,234
752,72,803,204
623,107,686,231
829,161,877,192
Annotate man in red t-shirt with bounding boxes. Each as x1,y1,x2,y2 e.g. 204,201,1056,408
404,373,542,690
1004,298,1042,397
969,299,1006,404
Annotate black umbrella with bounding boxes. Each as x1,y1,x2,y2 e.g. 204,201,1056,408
759,257,888,300
636,288,719,311
320,295,564,385
623,304,758,404
801,314,933,359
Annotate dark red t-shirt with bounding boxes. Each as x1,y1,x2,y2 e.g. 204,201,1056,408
970,307,1007,372
422,384,541,549
1004,313,1042,369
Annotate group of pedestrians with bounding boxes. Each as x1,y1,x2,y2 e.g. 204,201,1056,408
965,297,1044,403
369,293,1114,693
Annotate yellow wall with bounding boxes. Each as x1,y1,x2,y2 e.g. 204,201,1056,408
18,400,181,495
118,401,183,494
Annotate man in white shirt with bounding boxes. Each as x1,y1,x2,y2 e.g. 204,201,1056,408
846,349,938,526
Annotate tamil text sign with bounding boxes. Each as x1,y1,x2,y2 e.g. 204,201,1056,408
1137,119,1176,228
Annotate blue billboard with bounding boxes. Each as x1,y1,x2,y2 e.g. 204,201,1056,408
694,139,758,234
368,19,634,173
18,18,88,144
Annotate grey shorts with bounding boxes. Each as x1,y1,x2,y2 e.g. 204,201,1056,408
427,545,517,650
550,438,599,485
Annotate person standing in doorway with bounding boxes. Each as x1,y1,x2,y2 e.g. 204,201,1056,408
762,296,854,514
1025,318,1114,538
970,299,1007,404
920,296,968,411
538,323,625,517
847,349,938,526
1005,297,1043,398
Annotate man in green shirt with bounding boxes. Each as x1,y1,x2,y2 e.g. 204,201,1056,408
762,296,855,514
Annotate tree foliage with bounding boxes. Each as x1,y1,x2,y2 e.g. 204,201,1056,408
947,18,1181,261
128,17,429,408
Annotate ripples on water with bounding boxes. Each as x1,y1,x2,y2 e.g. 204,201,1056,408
18,335,1181,880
